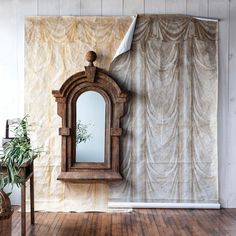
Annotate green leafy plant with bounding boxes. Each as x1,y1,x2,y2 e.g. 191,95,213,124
0,116,40,191
76,120,92,144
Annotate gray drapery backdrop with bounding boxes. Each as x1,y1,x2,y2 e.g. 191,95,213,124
110,15,218,203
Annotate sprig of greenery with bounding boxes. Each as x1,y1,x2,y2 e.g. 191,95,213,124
76,120,92,144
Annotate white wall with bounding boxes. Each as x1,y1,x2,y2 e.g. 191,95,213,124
0,0,235,208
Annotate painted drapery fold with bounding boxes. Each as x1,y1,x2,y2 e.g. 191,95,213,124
109,15,218,203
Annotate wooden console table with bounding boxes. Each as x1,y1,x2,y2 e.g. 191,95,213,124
1,158,35,236
19,158,35,236
1,119,35,236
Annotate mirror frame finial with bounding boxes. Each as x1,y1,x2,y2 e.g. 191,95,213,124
85,51,97,66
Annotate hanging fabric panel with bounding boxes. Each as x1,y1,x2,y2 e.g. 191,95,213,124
109,15,219,203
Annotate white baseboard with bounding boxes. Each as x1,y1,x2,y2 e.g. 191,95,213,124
108,202,221,209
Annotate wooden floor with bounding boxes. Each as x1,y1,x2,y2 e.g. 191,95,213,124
12,208,236,236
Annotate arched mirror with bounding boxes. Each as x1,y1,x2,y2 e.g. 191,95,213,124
52,51,128,181
76,91,105,163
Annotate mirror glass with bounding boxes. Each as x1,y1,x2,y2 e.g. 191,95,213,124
76,91,105,163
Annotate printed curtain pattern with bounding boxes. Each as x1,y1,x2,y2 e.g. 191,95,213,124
24,16,132,212
110,15,219,203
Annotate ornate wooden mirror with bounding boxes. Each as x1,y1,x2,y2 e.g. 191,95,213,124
52,51,128,181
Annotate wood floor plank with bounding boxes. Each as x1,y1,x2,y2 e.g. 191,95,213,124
10,207,236,236
12,210,21,235
111,213,121,236
52,212,66,235
130,210,144,236
150,208,165,235
98,213,106,236
142,209,160,236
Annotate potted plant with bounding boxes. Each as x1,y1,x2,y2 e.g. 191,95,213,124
0,116,40,236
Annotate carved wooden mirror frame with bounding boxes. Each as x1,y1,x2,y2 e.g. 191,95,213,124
52,51,128,181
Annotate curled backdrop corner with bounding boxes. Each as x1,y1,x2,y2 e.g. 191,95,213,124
112,15,137,62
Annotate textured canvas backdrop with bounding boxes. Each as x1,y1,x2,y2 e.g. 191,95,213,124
110,15,219,203
25,16,132,212
25,15,218,212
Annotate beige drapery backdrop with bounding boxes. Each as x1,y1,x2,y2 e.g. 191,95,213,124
110,15,219,203
24,16,132,212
